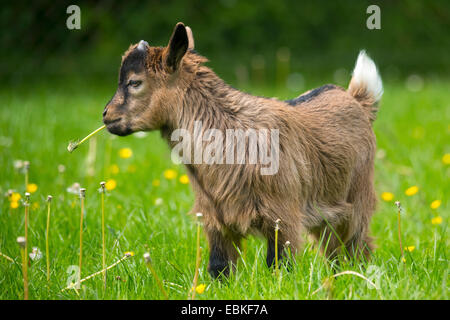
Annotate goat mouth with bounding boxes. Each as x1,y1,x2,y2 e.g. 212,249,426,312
104,119,133,136
103,117,122,125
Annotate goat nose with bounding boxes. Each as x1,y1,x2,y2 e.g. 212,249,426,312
103,107,108,117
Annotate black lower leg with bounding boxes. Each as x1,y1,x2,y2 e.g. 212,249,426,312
266,237,283,268
208,243,229,278
207,229,237,278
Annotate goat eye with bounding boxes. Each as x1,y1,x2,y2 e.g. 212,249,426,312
128,80,142,88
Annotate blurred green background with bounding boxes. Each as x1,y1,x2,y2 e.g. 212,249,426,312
2,0,449,90
0,1,449,300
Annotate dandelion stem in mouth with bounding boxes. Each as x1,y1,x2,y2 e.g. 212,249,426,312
67,125,106,153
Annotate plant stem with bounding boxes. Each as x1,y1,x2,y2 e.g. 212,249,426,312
21,246,28,300
100,182,106,290
62,254,133,291
46,195,52,289
79,125,106,146
275,219,280,275
190,213,203,300
395,201,404,260
24,193,30,299
78,189,86,290
144,253,168,299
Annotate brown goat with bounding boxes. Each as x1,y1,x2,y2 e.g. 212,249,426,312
103,22,383,277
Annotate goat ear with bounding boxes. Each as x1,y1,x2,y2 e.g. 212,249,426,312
186,26,195,50
165,22,188,72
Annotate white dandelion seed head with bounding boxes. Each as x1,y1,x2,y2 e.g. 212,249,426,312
29,247,42,261
66,182,81,195
58,164,66,173
17,236,26,247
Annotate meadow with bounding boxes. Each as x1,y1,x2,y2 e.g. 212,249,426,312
0,77,448,300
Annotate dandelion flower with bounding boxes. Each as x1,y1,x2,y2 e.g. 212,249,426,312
431,216,442,225
381,192,394,202
124,251,135,257
179,174,189,184
119,148,133,159
31,202,39,210
401,257,406,263
10,192,21,202
163,169,177,180
430,200,441,210
29,247,42,261
10,201,19,209
442,153,450,165
105,179,117,191
195,284,206,294
405,186,419,196
152,179,160,187
26,183,38,193
405,246,415,252
110,164,120,175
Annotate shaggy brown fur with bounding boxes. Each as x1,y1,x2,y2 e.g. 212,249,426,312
103,23,381,277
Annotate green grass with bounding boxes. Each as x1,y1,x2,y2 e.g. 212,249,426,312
0,78,448,300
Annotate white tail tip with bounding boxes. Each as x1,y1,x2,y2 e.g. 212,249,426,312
351,50,383,102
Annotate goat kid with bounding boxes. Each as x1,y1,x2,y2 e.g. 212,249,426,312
103,23,383,278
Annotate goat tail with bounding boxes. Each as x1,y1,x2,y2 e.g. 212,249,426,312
348,50,383,123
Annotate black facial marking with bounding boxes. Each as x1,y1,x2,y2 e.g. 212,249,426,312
285,84,338,106
119,47,147,85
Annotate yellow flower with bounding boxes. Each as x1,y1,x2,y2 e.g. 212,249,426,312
179,174,189,184
152,179,160,187
401,257,406,263
119,148,133,159
405,246,415,252
442,153,450,165
431,216,442,225
163,169,177,180
109,164,120,175
381,192,394,202
124,251,135,257
10,201,19,209
9,192,21,202
31,202,39,210
405,186,419,196
430,200,441,210
105,179,117,191
195,284,206,294
26,183,38,193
